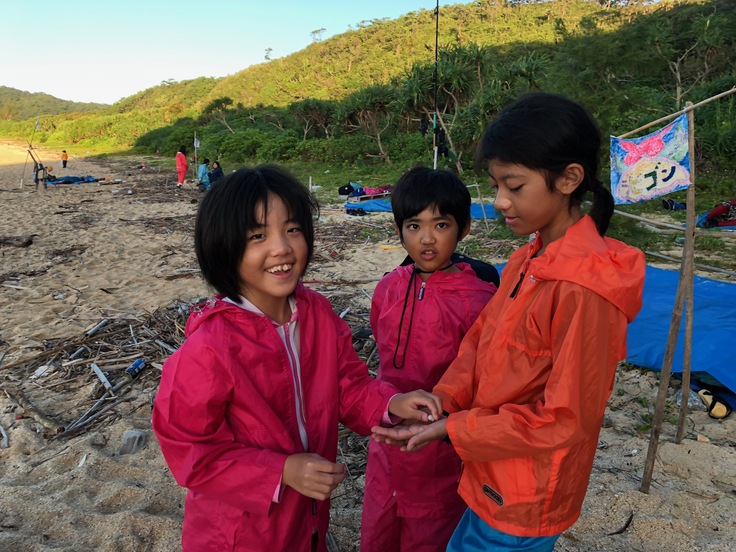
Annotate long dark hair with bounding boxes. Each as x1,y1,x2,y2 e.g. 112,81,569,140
476,92,614,235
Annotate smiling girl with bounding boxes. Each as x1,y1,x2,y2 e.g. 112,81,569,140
152,165,442,551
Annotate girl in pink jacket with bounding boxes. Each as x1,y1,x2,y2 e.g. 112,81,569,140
152,165,442,551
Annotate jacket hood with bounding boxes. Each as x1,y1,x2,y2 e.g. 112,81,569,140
185,296,238,337
528,215,645,322
394,262,495,293
184,285,308,336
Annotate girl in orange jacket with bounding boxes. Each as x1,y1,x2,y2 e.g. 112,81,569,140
372,93,646,552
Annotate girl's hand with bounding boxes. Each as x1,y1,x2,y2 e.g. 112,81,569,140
388,390,443,422
283,453,346,500
371,418,448,452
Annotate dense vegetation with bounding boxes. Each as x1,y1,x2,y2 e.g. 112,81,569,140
0,86,106,120
1,0,734,186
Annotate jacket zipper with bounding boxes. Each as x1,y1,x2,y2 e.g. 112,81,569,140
510,272,525,298
418,281,426,300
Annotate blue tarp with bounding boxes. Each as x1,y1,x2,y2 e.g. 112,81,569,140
344,199,498,220
626,265,736,407
47,175,99,185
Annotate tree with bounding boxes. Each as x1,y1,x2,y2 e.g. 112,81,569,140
311,28,326,43
202,97,235,133
289,98,336,140
337,85,398,163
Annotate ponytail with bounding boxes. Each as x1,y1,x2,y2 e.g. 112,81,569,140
588,179,614,236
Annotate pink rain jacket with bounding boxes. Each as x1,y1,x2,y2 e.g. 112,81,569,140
152,284,397,551
436,215,645,538
175,151,188,179
364,264,496,525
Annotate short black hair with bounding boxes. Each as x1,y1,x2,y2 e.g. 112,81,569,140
392,166,471,241
194,165,318,301
203,158,210,164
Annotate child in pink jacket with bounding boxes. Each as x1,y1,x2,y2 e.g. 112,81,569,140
152,165,443,551
361,167,496,552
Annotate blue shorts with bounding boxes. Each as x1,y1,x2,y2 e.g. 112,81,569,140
447,508,560,552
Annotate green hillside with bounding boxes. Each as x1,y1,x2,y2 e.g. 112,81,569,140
0,86,107,120
0,0,733,179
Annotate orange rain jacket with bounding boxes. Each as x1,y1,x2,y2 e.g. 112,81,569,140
435,215,645,538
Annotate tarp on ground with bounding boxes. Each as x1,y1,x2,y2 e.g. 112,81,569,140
624,266,736,408
344,199,498,220
47,175,99,185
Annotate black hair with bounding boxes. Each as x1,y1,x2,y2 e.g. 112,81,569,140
392,166,471,241
476,92,614,235
203,158,210,164
194,164,318,302
178,145,187,155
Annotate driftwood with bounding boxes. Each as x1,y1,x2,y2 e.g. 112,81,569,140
2,386,64,433
0,235,36,248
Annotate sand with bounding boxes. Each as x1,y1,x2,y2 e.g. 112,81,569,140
0,143,734,551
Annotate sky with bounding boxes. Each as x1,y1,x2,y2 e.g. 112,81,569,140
1,0,443,105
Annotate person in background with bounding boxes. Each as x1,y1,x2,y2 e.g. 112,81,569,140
372,93,646,552
198,158,211,191
208,160,224,186
361,166,497,552
61,150,68,169
175,145,188,189
152,165,443,551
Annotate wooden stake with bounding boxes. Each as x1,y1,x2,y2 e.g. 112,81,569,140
640,102,697,492
675,103,697,445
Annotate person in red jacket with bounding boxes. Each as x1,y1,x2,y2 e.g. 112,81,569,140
152,165,442,552
175,145,188,189
372,93,646,552
361,167,496,552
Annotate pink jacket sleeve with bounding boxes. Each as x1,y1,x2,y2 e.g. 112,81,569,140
152,344,286,515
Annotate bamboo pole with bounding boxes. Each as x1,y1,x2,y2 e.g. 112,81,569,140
644,251,736,278
618,87,736,139
640,102,697,492
675,103,697,445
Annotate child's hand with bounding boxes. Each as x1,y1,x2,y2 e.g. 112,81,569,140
372,418,448,452
388,390,443,422
283,453,346,501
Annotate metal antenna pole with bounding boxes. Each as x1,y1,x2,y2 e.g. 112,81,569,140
433,0,439,169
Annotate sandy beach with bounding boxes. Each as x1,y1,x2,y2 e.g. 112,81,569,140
1,143,734,551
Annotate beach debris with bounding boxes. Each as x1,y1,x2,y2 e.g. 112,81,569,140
0,421,8,448
91,363,114,393
31,365,54,379
2,386,64,433
118,429,147,455
85,318,110,336
78,454,88,468
0,235,35,248
607,512,635,536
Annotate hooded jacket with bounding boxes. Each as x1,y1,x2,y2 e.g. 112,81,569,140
152,284,397,551
175,151,188,175
364,263,496,525
435,215,645,537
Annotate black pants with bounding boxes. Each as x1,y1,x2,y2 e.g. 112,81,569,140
62,160,67,168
